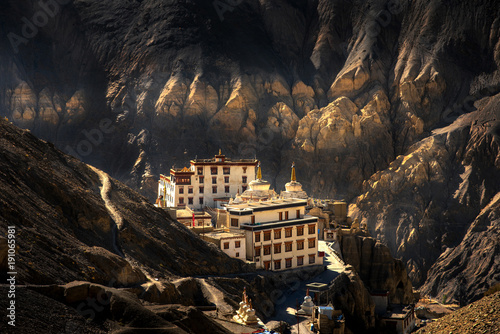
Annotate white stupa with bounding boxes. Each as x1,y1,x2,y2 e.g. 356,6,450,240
297,288,315,315
281,163,308,199
241,163,277,201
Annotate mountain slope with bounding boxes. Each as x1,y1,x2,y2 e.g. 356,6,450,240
0,117,248,286
1,0,500,304
350,93,500,303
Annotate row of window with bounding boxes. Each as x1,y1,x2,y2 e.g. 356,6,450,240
179,176,247,194
253,225,316,241
263,254,316,270
197,166,248,175
255,238,316,256
178,197,202,205
223,240,241,249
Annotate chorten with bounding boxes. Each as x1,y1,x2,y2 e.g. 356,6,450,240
241,163,277,201
297,288,315,315
281,162,308,199
233,287,259,326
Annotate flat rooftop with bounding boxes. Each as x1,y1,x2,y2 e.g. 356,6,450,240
203,231,245,240
382,304,414,320
227,198,307,215
176,209,212,219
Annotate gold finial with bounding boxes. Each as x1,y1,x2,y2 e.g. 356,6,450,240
291,162,296,182
256,162,262,180
219,148,221,155
306,288,310,296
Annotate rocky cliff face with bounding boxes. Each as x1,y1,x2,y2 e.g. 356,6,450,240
1,0,500,305
340,235,414,305
327,268,376,333
2,0,499,199
350,94,500,303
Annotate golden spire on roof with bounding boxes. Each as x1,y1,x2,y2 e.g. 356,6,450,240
219,148,221,155
256,162,262,180
291,162,296,182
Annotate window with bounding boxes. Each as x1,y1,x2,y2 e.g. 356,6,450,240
255,247,261,256
231,218,239,227
297,256,304,266
223,242,229,249
179,197,184,204
235,241,241,248
296,209,300,218
212,186,217,194
285,211,289,220
188,187,193,194
199,176,204,183
285,258,292,268
309,254,316,264
236,252,239,257
225,186,230,193
297,240,304,250
285,242,293,252
308,224,316,234
308,238,316,248
264,245,271,255
274,243,281,254
285,228,292,238
297,226,304,236
255,232,261,242
242,185,247,192
199,197,204,205
199,186,204,193
274,229,281,239
197,167,203,175
179,187,184,194
212,177,217,184
264,231,271,241
274,260,281,270
264,261,271,270
223,167,230,175
243,167,247,173
224,176,229,183
242,176,247,183
188,197,193,205
211,167,218,175
251,215,255,224
279,212,283,220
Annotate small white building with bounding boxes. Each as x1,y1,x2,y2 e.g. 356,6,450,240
224,198,321,271
201,231,246,261
381,304,416,334
158,152,258,209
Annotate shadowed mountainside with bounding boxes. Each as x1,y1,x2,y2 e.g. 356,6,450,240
0,117,249,285
1,0,500,305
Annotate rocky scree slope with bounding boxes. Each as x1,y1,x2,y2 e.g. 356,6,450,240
414,291,500,334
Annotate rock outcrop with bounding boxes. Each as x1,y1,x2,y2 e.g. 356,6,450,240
327,267,376,333
350,94,500,303
340,235,414,305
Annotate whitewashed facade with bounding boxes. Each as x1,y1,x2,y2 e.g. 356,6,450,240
158,153,258,209
225,199,321,271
